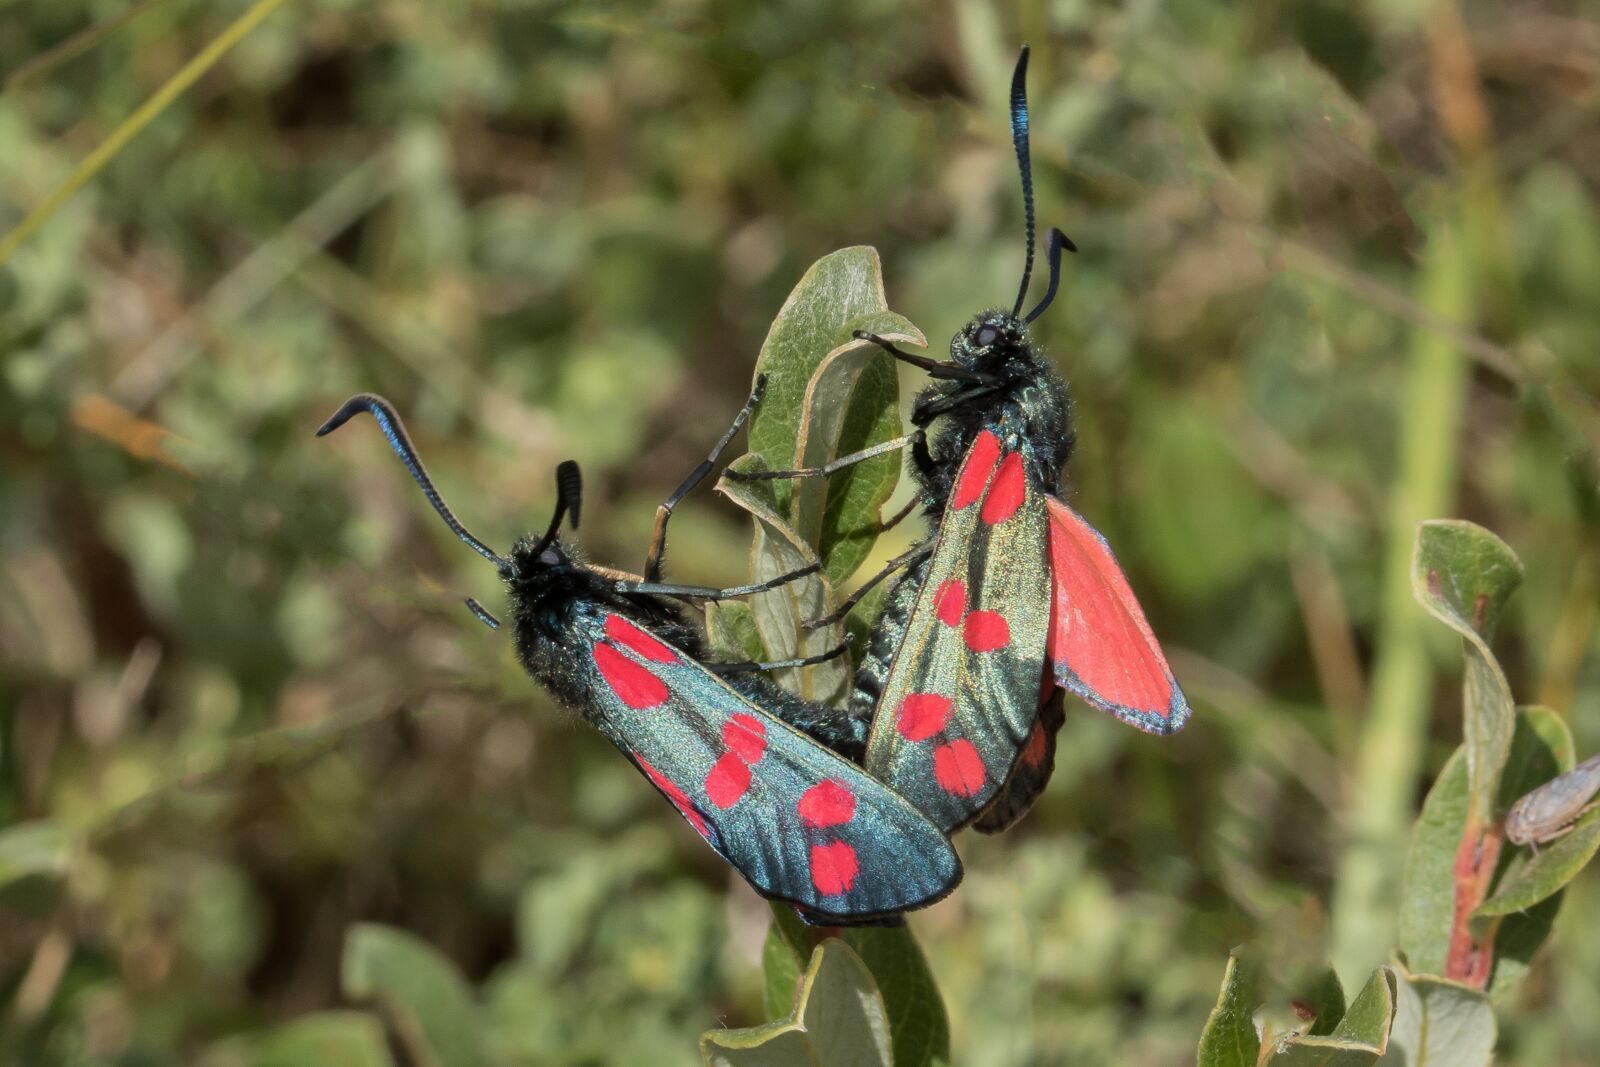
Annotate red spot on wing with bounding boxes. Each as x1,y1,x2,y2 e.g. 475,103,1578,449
797,780,857,828
981,452,1027,525
604,614,676,662
1046,498,1174,715
933,739,986,797
809,841,860,896
704,752,752,808
963,610,1010,652
934,579,966,627
1019,720,1047,769
593,644,670,709
723,713,767,764
637,756,709,838
897,694,952,742
951,431,1001,510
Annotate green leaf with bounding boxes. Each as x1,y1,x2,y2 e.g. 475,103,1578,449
718,463,849,705
1398,746,1468,978
1197,953,1260,1067
1304,969,1346,1038
0,820,70,889
1411,520,1523,824
764,905,948,1067
706,600,770,663
719,248,925,695
237,1011,396,1067
1374,970,1495,1067
790,310,920,586
1264,966,1395,1066
762,914,808,1022
743,247,918,519
341,923,482,1067
1476,810,1600,918
1399,705,1568,988
1480,706,1574,994
703,939,892,1067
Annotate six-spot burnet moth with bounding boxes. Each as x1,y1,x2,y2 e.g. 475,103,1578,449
316,384,960,923
730,45,1192,835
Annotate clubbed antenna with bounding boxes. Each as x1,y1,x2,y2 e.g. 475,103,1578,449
1023,228,1077,324
529,460,583,558
1010,44,1036,319
316,393,509,572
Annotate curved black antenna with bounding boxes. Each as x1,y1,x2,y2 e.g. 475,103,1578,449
1023,228,1077,324
1009,44,1036,319
316,393,508,572
528,460,583,558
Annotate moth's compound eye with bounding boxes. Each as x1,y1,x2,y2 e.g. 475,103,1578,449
974,325,1000,347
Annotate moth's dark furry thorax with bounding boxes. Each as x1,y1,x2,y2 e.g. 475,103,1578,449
910,309,1076,515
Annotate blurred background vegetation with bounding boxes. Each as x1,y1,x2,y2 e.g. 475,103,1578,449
2,0,1598,1063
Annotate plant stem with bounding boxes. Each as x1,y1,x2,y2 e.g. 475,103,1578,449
0,0,292,270
1329,220,1472,981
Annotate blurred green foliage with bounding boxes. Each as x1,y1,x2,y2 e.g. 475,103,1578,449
2,1,1599,1064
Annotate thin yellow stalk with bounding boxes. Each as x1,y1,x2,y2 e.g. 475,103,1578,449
0,0,292,270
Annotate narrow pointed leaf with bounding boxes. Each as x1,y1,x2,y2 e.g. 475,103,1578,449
1266,966,1395,1065
1197,954,1260,1067
1304,969,1346,1038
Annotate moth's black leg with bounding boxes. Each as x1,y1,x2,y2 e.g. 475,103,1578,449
464,597,501,630
852,330,996,385
804,543,932,628
725,431,924,483
616,560,821,601
710,640,851,673
877,494,918,535
911,383,1002,424
909,430,938,482
644,374,767,582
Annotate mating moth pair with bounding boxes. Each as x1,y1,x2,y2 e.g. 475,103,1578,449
319,46,1190,924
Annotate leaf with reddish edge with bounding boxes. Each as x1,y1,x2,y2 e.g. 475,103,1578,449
1411,521,1523,826
1400,707,1575,994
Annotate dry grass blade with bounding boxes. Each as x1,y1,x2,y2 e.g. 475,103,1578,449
0,0,292,271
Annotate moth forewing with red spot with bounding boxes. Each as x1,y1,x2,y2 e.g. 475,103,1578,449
863,429,1052,833
317,390,962,925
589,612,962,919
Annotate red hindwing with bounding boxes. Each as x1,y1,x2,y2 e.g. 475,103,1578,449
1044,498,1190,735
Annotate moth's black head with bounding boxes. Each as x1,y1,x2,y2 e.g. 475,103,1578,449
951,309,1030,372
503,530,592,637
